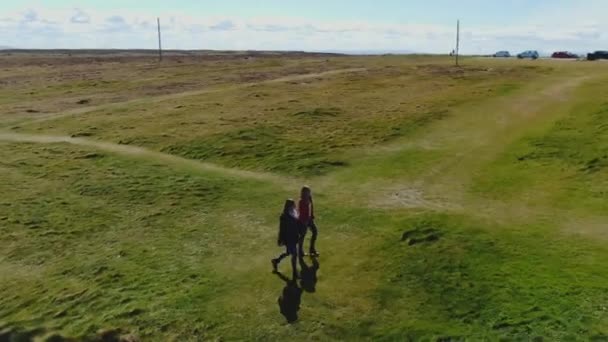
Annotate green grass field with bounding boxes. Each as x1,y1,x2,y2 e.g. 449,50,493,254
2,53,608,341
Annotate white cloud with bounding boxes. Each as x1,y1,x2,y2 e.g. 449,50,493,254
70,9,90,24
1,4,607,54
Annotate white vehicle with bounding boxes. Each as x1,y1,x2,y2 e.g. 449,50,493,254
493,51,511,58
517,50,539,59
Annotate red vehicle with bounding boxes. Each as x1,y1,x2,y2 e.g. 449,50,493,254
552,51,578,59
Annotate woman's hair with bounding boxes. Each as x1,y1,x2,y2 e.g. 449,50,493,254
300,186,311,199
283,199,296,215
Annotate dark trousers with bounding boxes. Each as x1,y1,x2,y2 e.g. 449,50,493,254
299,221,318,254
276,244,298,276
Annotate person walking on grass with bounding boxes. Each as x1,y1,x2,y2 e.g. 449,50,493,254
298,186,319,257
272,199,301,279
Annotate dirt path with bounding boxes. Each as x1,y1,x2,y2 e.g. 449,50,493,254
0,68,368,189
4,73,591,207
419,76,587,196
0,132,295,187
346,73,608,242
2,70,596,221
12,68,367,127
358,75,592,212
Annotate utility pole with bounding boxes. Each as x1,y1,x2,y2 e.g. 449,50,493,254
157,17,163,62
455,19,460,67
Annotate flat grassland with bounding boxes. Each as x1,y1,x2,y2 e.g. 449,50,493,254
2,51,608,340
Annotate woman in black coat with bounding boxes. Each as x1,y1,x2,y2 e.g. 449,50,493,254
271,199,301,279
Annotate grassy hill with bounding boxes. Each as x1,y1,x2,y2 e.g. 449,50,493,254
1,53,608,340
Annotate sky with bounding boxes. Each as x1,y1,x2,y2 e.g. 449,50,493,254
1,0,607,54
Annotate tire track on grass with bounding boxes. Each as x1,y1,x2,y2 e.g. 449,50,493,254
0,132,294,186
367,75,592,212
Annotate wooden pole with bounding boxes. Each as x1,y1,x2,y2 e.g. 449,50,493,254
455,20,460,66
157,17,162,62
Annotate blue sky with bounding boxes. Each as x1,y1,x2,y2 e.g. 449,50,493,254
2,0,556,24
1,1,607,53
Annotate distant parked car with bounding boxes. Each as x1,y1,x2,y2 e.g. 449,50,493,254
588,51,608,61
493,51,511,58
552,51,578,59
517,50,539,59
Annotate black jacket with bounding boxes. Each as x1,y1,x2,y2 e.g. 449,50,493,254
278,214,301,246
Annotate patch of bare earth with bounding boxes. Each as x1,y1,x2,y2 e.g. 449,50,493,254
369,185,460,211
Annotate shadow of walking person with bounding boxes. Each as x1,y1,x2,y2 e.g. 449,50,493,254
299,257,320,293
276,272,303,323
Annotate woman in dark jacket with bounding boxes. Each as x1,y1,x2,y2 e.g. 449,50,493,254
272,199,301,278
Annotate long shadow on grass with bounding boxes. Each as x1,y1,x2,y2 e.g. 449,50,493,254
299,257,320,293
276,272,303,323
275,257,320,323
